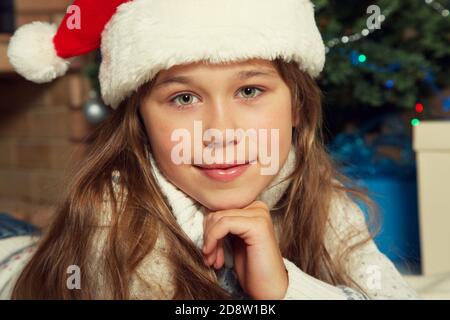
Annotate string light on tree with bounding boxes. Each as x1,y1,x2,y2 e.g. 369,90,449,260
415,103,424,113
424,0,450,17
358,54,367,63
338,49,449,112
316,0,448,115
324,1,448,54
385,80,395,89
412,103,424,127
325,6,394,53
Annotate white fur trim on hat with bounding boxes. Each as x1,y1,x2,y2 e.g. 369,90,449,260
99,0,326,109
7,22,70,83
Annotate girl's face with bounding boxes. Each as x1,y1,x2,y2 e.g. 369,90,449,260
140,59,295,211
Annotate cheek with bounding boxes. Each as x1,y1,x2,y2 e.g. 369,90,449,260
140,102,178,163
269,87,293,125
273,88,293,141
256,95,293,152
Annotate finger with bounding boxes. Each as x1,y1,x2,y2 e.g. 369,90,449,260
203,236,220,267
203,211,261,254
204,211,243,234
205,244,218,267
203,216,255,255
203,212,236,254
214,239,225,269
203,248,216,266
245,200,269,211
204,202,270,235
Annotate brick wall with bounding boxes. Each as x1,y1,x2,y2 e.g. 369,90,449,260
0,34,12,72
0,0,93,228
14,0,70,27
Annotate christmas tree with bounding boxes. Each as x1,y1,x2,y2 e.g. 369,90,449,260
313,0,450,135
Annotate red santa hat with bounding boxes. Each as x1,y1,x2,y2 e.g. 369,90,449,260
7,0,326,109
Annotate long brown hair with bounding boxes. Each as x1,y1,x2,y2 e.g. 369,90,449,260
11,58,378,299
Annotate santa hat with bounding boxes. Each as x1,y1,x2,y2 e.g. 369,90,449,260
7,0,326,109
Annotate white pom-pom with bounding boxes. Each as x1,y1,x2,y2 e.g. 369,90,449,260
7,22,69,83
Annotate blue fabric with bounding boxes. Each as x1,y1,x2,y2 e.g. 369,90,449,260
0,213,40,240
215,267,251,300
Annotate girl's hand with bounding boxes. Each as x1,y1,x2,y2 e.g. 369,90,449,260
202,200,288,300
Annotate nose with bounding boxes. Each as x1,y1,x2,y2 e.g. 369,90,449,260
202,99,241,149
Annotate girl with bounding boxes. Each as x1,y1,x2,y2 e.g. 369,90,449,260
1,0,418,299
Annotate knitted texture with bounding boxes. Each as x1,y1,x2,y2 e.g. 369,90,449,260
0,144,421,299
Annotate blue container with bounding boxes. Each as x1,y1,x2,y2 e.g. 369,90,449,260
329,113,422,272
353,174,421,270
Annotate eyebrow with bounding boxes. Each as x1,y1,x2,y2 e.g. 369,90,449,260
153,68,277,89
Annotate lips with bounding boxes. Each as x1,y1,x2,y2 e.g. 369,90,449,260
195,161,250,169
194,161,254,182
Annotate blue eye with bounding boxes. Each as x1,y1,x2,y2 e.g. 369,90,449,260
238,87,264,100
170,93,200,108
168,86,265,109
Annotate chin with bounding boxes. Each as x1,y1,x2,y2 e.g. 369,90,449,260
197,191,259,212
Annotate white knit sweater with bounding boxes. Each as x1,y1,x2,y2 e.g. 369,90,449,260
0,146,420,299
